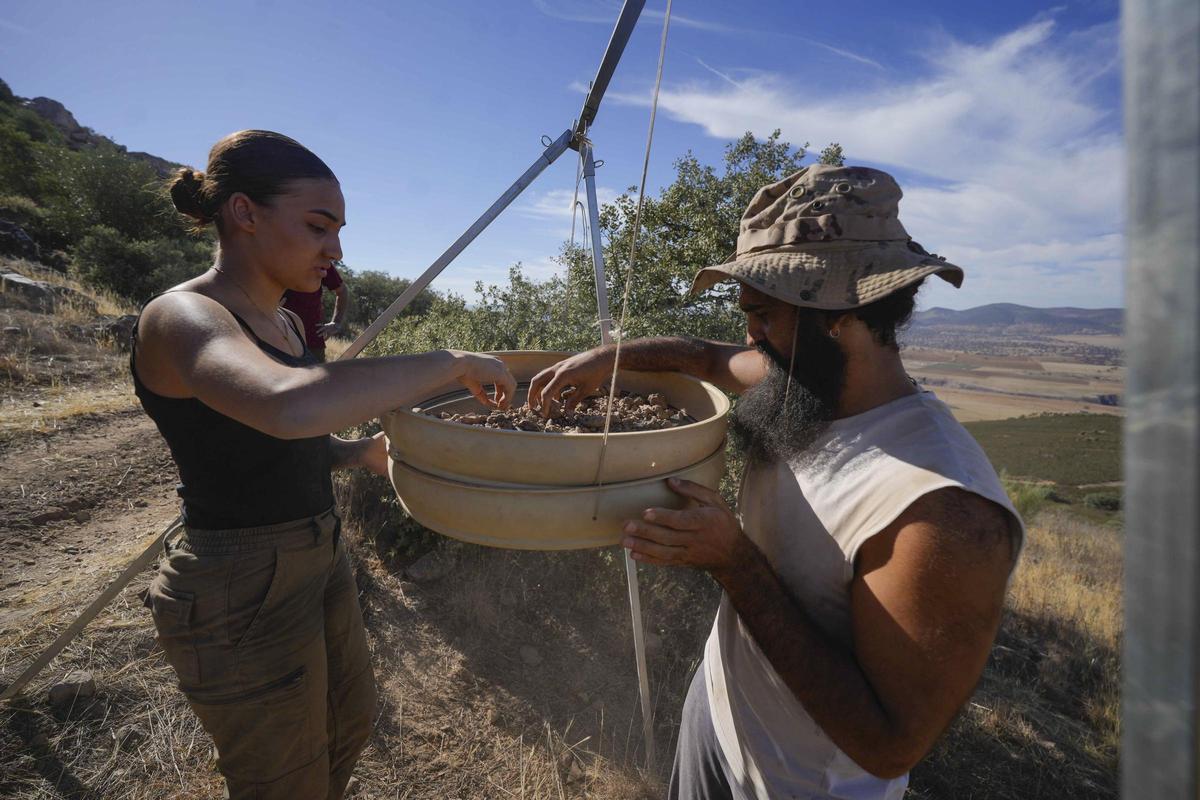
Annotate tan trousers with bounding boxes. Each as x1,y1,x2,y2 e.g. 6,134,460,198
144,507,377,799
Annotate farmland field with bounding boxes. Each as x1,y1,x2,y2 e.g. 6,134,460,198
964,414,1122,487
903,333,1124,422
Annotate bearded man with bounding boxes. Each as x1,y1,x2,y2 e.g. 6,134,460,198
528,165,1023,800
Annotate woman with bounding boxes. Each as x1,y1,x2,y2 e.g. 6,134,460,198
134,130,514,799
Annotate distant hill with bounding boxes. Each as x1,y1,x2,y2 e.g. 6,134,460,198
912,304,1123,336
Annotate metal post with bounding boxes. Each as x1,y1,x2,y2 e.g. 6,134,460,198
337,128,575,360
582,143,614,344
581,140,656,768
574,0,649,139
1122,0,1200,797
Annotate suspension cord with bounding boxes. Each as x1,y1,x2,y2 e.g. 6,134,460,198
591,0,673,492
563,145,588,326
588,0,673,772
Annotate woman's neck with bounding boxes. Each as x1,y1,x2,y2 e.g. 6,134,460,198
212,255,284,311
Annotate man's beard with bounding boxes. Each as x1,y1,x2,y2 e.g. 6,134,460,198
728,314,847,465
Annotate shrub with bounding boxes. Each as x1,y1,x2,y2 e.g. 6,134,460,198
1000,472,1057,522
73,225,212,302
0,193,45,228
1083,492,1122,512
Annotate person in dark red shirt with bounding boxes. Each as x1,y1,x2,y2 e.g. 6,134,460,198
283,261,351,361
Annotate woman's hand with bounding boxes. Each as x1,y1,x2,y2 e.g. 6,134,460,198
331,432,388,475
451,351,516,410
357,431,388,476
527,347,615,417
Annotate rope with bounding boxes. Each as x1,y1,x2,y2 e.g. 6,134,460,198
562,146,587,327
590,0,673,493
587,0,673,771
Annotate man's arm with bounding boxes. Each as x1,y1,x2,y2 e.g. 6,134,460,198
622,480,1016,778
318,283,351,339
528,336,765,415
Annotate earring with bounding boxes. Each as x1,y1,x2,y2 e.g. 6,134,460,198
829,329,840,339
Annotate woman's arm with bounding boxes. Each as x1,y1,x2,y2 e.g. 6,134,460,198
136,292,515,440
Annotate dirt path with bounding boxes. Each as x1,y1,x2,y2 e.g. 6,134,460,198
0,410,179,630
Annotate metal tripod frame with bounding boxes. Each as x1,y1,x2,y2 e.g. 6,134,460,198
335,0,658,767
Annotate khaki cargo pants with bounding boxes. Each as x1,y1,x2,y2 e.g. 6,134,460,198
144,507,377,799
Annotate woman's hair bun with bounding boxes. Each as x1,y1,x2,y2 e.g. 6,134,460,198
169,168,212,225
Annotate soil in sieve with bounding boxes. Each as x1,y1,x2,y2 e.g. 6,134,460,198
426,389,696,433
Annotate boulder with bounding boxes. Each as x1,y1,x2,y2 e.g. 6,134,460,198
519,645,542,666
404,550,454,583
1,270,57,311
0,220,40,262
0,270,95,314
49,670,96,708
95,314,138,349
26,97,83,134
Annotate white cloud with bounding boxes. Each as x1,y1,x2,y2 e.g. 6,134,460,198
606,16,1124,308
534,1,882,69
518,186,619,222
433,256,568,300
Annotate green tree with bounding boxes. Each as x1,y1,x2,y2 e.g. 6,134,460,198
818,142,845,166
369,130,820,358
330,265,437,333
74,224,212,302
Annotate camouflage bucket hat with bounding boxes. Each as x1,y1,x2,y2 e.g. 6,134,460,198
690,164,964,310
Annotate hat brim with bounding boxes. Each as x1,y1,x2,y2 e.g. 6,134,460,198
689,242,964,310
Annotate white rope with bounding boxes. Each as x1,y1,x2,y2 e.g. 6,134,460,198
591,0,673,492
562,146,588,326
588,0,674,771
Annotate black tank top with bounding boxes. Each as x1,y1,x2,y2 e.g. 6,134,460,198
130,293,334,529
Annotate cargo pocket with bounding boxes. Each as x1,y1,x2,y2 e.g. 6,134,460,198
229,546,324,660
226,546,284,650
188,666,322,786
144,579,200,687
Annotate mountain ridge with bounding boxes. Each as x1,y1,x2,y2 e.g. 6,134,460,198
912,303,1123,335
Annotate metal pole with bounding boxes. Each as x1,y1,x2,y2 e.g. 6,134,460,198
337,128,575,360
582,140,655,768
1122,0,1200,797
582,143,614,344
574,0,649,140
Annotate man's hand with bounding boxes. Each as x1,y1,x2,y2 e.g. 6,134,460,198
527,347,615,418
621,477,753,576
316,321,343,340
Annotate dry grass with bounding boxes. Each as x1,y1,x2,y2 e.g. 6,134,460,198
0,560,224,800
909,509,1121,799
2,258,137,318
0,494,1123,799
1,258,138,442
0,527,666,799
324,335,353,361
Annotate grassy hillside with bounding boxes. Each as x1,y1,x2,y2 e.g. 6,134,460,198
965,414,1122,520
965,413,1120,484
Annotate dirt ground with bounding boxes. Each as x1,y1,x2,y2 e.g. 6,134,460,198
0,408,703,798
0,267,1118,798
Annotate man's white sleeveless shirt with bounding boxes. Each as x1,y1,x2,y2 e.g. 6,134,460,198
703,390,1024,800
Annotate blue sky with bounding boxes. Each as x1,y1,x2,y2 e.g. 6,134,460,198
1,0,1122,310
